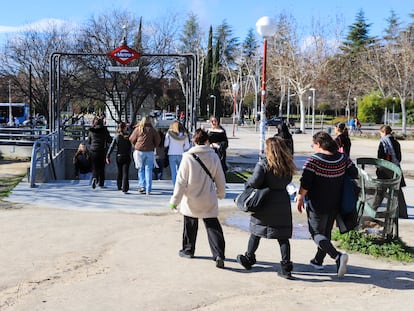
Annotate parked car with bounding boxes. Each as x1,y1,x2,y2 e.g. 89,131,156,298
266,117,295,127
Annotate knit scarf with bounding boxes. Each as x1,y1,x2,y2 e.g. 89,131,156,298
380,134,399,165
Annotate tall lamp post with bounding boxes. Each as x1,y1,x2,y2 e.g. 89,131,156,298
210,94,217,117
8,80,12,125
392,97,396,126
232,83,239,137
309,88,316,136
256,16,276,157
353,97,357,118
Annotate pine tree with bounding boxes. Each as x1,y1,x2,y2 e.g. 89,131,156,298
200,27,213,117
341,9,376,55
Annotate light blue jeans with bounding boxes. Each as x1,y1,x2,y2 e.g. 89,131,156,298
137,151,155,193
79,172,92,185
169,154,183,186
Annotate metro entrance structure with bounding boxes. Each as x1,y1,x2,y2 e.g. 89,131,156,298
49,50,198,149
25,50,198,186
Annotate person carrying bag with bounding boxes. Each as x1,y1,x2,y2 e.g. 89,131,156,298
236,136,297,279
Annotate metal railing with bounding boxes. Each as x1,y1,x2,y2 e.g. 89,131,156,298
29,131,60,188
0,126,50,145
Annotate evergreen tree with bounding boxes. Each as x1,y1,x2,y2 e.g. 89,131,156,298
384,10,402,43
341,9,376,55
211,38,222,117
179,13,202,52
338,9,376,110
200,26,213,117
214,20,239,67
242,28,259,60
176,13,205,122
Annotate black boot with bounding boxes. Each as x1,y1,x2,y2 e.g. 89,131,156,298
236,253,256,270
278,261,293,279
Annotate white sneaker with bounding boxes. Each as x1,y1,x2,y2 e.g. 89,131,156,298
336,253,348,278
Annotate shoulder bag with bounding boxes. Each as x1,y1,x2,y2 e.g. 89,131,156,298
336,173,360,233
234,184,271,213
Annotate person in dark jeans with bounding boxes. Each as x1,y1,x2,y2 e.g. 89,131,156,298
88,116,112,189
106,122,132,193
296,131,358,278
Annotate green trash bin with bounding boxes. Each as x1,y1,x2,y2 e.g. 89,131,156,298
356,157,402,239
327,126,332,134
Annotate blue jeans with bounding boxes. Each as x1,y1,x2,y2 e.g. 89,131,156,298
169,154,183,185
137,151,155,193
79,172,92,185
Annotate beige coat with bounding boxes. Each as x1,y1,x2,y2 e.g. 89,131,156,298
170,145,226,218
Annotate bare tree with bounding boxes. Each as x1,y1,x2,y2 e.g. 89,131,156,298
361,11,414,133
268,13,339,132
0,21,76,117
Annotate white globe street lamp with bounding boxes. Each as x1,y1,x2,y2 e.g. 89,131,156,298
256,16,276,157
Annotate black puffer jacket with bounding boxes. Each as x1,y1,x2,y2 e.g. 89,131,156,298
88,126,112,152
246,159,293,239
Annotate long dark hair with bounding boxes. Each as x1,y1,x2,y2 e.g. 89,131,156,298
379,124,393,135
313,131,338,153
117,121,129,138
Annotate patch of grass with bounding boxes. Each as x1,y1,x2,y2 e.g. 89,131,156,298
332,229,414,262
0,176,24,200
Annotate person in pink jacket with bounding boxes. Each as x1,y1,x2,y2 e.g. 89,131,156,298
169,128,226,269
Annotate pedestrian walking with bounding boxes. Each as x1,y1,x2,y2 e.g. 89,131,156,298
377,125,408,218
207,116,229,173
296,131,358,278
169,128,227,269
129,116,160,195
275,122,294,154
87,116,112,189
164,120,190,185
106,122,132,193
334,122,351,157
153,129,167,181
236,136,297,279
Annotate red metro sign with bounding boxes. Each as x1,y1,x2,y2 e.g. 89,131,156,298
108,45,140,65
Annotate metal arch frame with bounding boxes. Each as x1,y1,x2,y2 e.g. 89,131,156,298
49,52,198,147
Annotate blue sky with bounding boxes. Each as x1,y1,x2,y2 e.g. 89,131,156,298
0,0,413,45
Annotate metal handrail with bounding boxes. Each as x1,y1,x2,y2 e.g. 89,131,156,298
29,131,60,188
0,127,50,145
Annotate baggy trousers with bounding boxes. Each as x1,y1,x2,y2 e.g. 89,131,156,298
182,215,225,260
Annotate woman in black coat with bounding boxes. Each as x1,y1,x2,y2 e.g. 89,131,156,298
334,122,351,157
207,116,229,172
106,122,132,193
88,116,112,189
275,122,294,154
237,136,297,279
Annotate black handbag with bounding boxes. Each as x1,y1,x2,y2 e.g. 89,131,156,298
234,185,271,212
